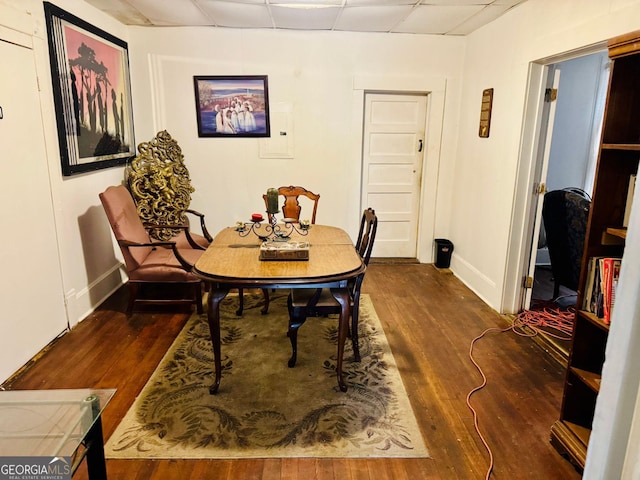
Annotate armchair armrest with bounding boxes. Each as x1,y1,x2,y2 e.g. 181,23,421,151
118,239,194,271
186,209,213,243
143,221,208,250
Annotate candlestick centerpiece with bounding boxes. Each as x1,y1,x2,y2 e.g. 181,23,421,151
235,188,309,241
235,216,310,241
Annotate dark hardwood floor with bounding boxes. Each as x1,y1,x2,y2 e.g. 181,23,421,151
3,264,580,479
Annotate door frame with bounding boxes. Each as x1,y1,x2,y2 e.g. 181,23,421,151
352,75,446,263
502,43,607,314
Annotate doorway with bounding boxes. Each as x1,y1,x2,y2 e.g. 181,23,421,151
360,92,427,258
525,51,610,310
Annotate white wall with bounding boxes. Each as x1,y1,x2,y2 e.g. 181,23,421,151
450,0,640,311
546,51,608,195
126,27,465,255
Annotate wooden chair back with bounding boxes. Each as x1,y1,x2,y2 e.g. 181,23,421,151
263,185,320,223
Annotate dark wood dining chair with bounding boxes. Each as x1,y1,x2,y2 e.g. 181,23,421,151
286,208,378,367
237,186,321,317
262,185,320,223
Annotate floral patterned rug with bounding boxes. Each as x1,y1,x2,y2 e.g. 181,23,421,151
105,292,428,459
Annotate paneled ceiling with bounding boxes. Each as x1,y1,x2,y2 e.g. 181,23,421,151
83,0,527,35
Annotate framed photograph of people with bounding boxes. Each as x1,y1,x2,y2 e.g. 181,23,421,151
44,2,135,176
193,75,271,137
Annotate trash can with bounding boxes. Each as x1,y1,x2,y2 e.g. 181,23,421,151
434,238,454,268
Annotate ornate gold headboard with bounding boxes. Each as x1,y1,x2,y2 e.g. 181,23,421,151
127,130,195,241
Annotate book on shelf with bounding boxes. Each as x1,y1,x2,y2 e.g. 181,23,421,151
603,258,621,324
583,256,621,324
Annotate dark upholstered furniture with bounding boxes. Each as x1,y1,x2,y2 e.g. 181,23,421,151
542,189,591,299
99,185,204,314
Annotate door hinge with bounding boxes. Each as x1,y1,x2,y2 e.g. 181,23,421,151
545,88,558,102
523,276,534,289
533,182,546,195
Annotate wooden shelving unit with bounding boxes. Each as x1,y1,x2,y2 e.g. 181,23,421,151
550,29,640,470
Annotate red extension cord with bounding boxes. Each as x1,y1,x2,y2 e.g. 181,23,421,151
466,304,575,479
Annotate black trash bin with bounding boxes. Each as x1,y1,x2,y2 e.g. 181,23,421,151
434,238,454,268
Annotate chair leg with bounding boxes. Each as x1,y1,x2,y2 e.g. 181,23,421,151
237,288,269,315
126,283,138,314
261,289,270,314
287,324,299,368
286,294,306,368
287,316,309,368
195,283,203,315
351,304,361,362
236,288,244,316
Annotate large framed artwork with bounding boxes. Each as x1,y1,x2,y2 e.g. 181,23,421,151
44,2,135,176
193,75,271,137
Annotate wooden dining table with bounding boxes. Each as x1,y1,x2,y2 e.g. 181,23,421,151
193,224,366,394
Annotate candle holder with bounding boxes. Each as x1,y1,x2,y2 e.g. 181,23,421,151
235,212,309,242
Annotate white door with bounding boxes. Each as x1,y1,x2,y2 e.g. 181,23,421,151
361,93,427,258
0,37,68,381
523,67,560,309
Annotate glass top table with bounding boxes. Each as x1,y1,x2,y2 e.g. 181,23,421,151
0,388,116,479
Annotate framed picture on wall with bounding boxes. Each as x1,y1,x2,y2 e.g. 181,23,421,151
44,2,135,176
193,75,271,137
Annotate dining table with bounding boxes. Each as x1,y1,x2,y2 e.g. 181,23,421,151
193,223,365,393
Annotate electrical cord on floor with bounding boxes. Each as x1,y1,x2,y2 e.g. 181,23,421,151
466,304,575,479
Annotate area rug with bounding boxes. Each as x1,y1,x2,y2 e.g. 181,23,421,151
105,292,428,459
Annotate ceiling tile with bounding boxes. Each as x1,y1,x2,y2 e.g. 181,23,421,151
334,6,413,32
82,0,529,34
447,4,510,34
128,0,213,25
270,5,341,30
492,0,526,5
271,0,343,5
83,0,152,25
198,0,267,5
345,0,415,5
199,1,273,27
392,5,483,34
418,0,492,5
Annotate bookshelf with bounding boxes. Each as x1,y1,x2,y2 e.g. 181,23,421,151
550,30,640,469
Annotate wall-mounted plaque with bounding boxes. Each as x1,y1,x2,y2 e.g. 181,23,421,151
479,88,493,138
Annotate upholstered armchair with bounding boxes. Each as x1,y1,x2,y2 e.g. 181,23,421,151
99,185,204,314
126,130,267,316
